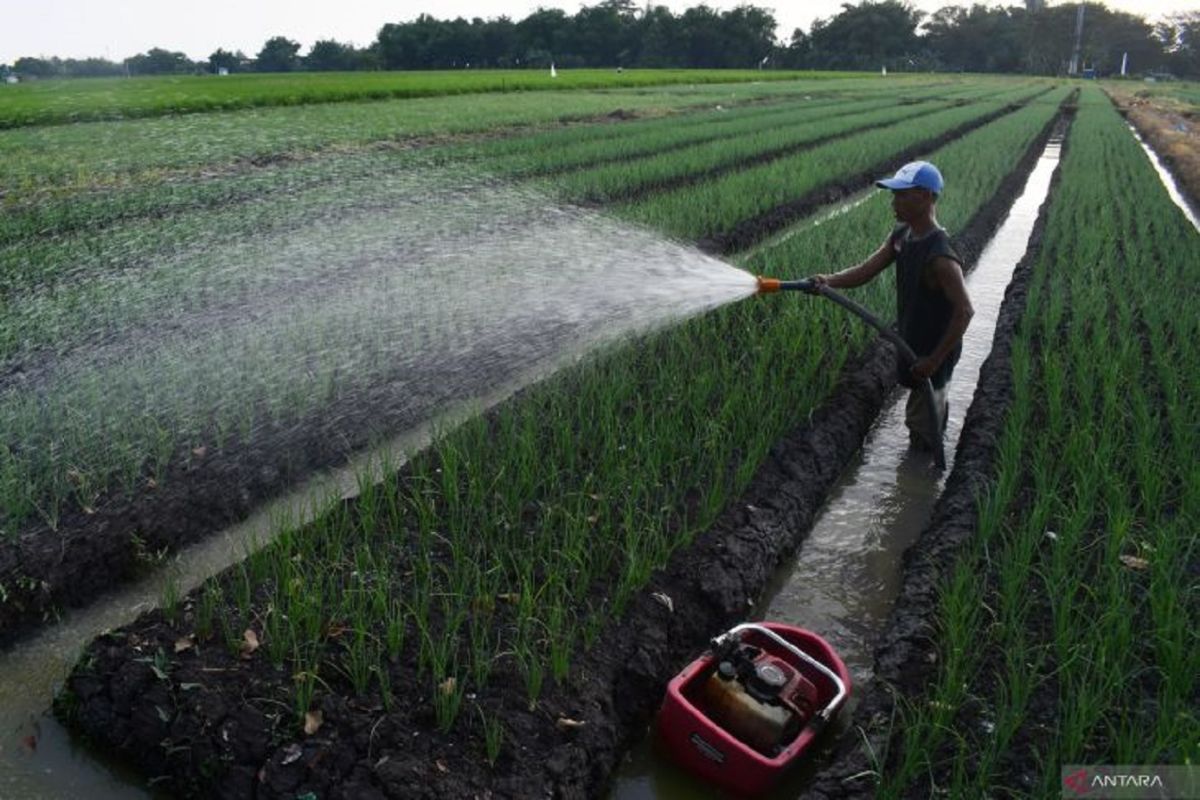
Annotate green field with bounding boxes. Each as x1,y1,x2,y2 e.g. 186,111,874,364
0,68,862,128
1,70,1193,796
0,75,1044,539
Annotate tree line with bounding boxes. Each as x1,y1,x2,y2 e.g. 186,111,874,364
4,1,1199,80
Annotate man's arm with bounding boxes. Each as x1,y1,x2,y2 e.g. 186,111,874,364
911,256,974,379
809,235,895,290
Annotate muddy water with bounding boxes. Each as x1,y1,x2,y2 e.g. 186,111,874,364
611,136,1064,799
1126,122,1200,232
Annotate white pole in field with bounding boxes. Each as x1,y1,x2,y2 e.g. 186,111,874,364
881,64,887,76
550,62,557,78
1120,52,1128,76
1068,4,1085,75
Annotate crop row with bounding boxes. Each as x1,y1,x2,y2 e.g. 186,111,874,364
622,84,1053,241
462,81,992,176
0,76,904,194
546,96,958,202
0,84,1036,378
50,85,1072,779
0,82,954,247
0,69,855,129
876,88,1198,796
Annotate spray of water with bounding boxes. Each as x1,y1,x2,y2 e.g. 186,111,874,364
1,158,759,798
2,156,756,537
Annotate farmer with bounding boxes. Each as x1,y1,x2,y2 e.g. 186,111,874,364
807,161,973,452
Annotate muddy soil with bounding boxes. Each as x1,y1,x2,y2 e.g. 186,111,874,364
56,102,1070,799
798,111,1074,800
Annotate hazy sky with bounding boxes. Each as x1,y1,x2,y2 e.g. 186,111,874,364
3,1,1196,63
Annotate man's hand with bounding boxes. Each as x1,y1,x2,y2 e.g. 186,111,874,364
804,274,830,294
807,235,896,294
911,356,939,381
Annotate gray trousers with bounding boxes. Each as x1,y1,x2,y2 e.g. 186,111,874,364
905,382,949,449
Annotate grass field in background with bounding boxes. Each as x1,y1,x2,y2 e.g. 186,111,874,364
0,68,866,127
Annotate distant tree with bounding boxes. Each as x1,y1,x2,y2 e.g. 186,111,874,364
638,5,682,66
565,1,638,66
377,21,417,69
255,36,301,72
125,48,193,75
478,17,517,67
5,1,1187,81
358,42,383,70
925,5,1025,73
783,28,813,68
306,40,360,71
719,5,778,68
207,48,245,74
1023,3,1163,76
1158,11,1200,77
809,1,925,71
66,57,123,76
676,6,725,68
372,2,775,70
10,55,123,78
13,56,59,77
1084,8,1165,75
377,15,470,68
514,8,571,65
431,17,484,67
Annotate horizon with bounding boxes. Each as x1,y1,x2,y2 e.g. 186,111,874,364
3,0,1195,65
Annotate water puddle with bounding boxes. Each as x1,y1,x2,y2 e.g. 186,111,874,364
1126,122,1200,232
611,135,1064,798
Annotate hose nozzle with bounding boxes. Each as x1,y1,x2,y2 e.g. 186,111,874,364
756,276,782,294
756,276,814,294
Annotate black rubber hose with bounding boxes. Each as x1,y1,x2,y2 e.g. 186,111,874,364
776,279,946,469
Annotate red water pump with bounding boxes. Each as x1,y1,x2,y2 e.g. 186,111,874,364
657,622,851,795
699,635,820,755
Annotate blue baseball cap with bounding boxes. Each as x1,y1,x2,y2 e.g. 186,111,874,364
875,161,944,195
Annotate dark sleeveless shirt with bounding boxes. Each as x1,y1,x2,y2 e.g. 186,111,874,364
890,223,963,389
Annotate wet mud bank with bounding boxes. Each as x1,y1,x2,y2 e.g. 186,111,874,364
800,112,1074,800
55,103,1071,799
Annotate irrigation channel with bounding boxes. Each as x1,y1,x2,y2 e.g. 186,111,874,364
1126,122,1200,233
611,134,1065,799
